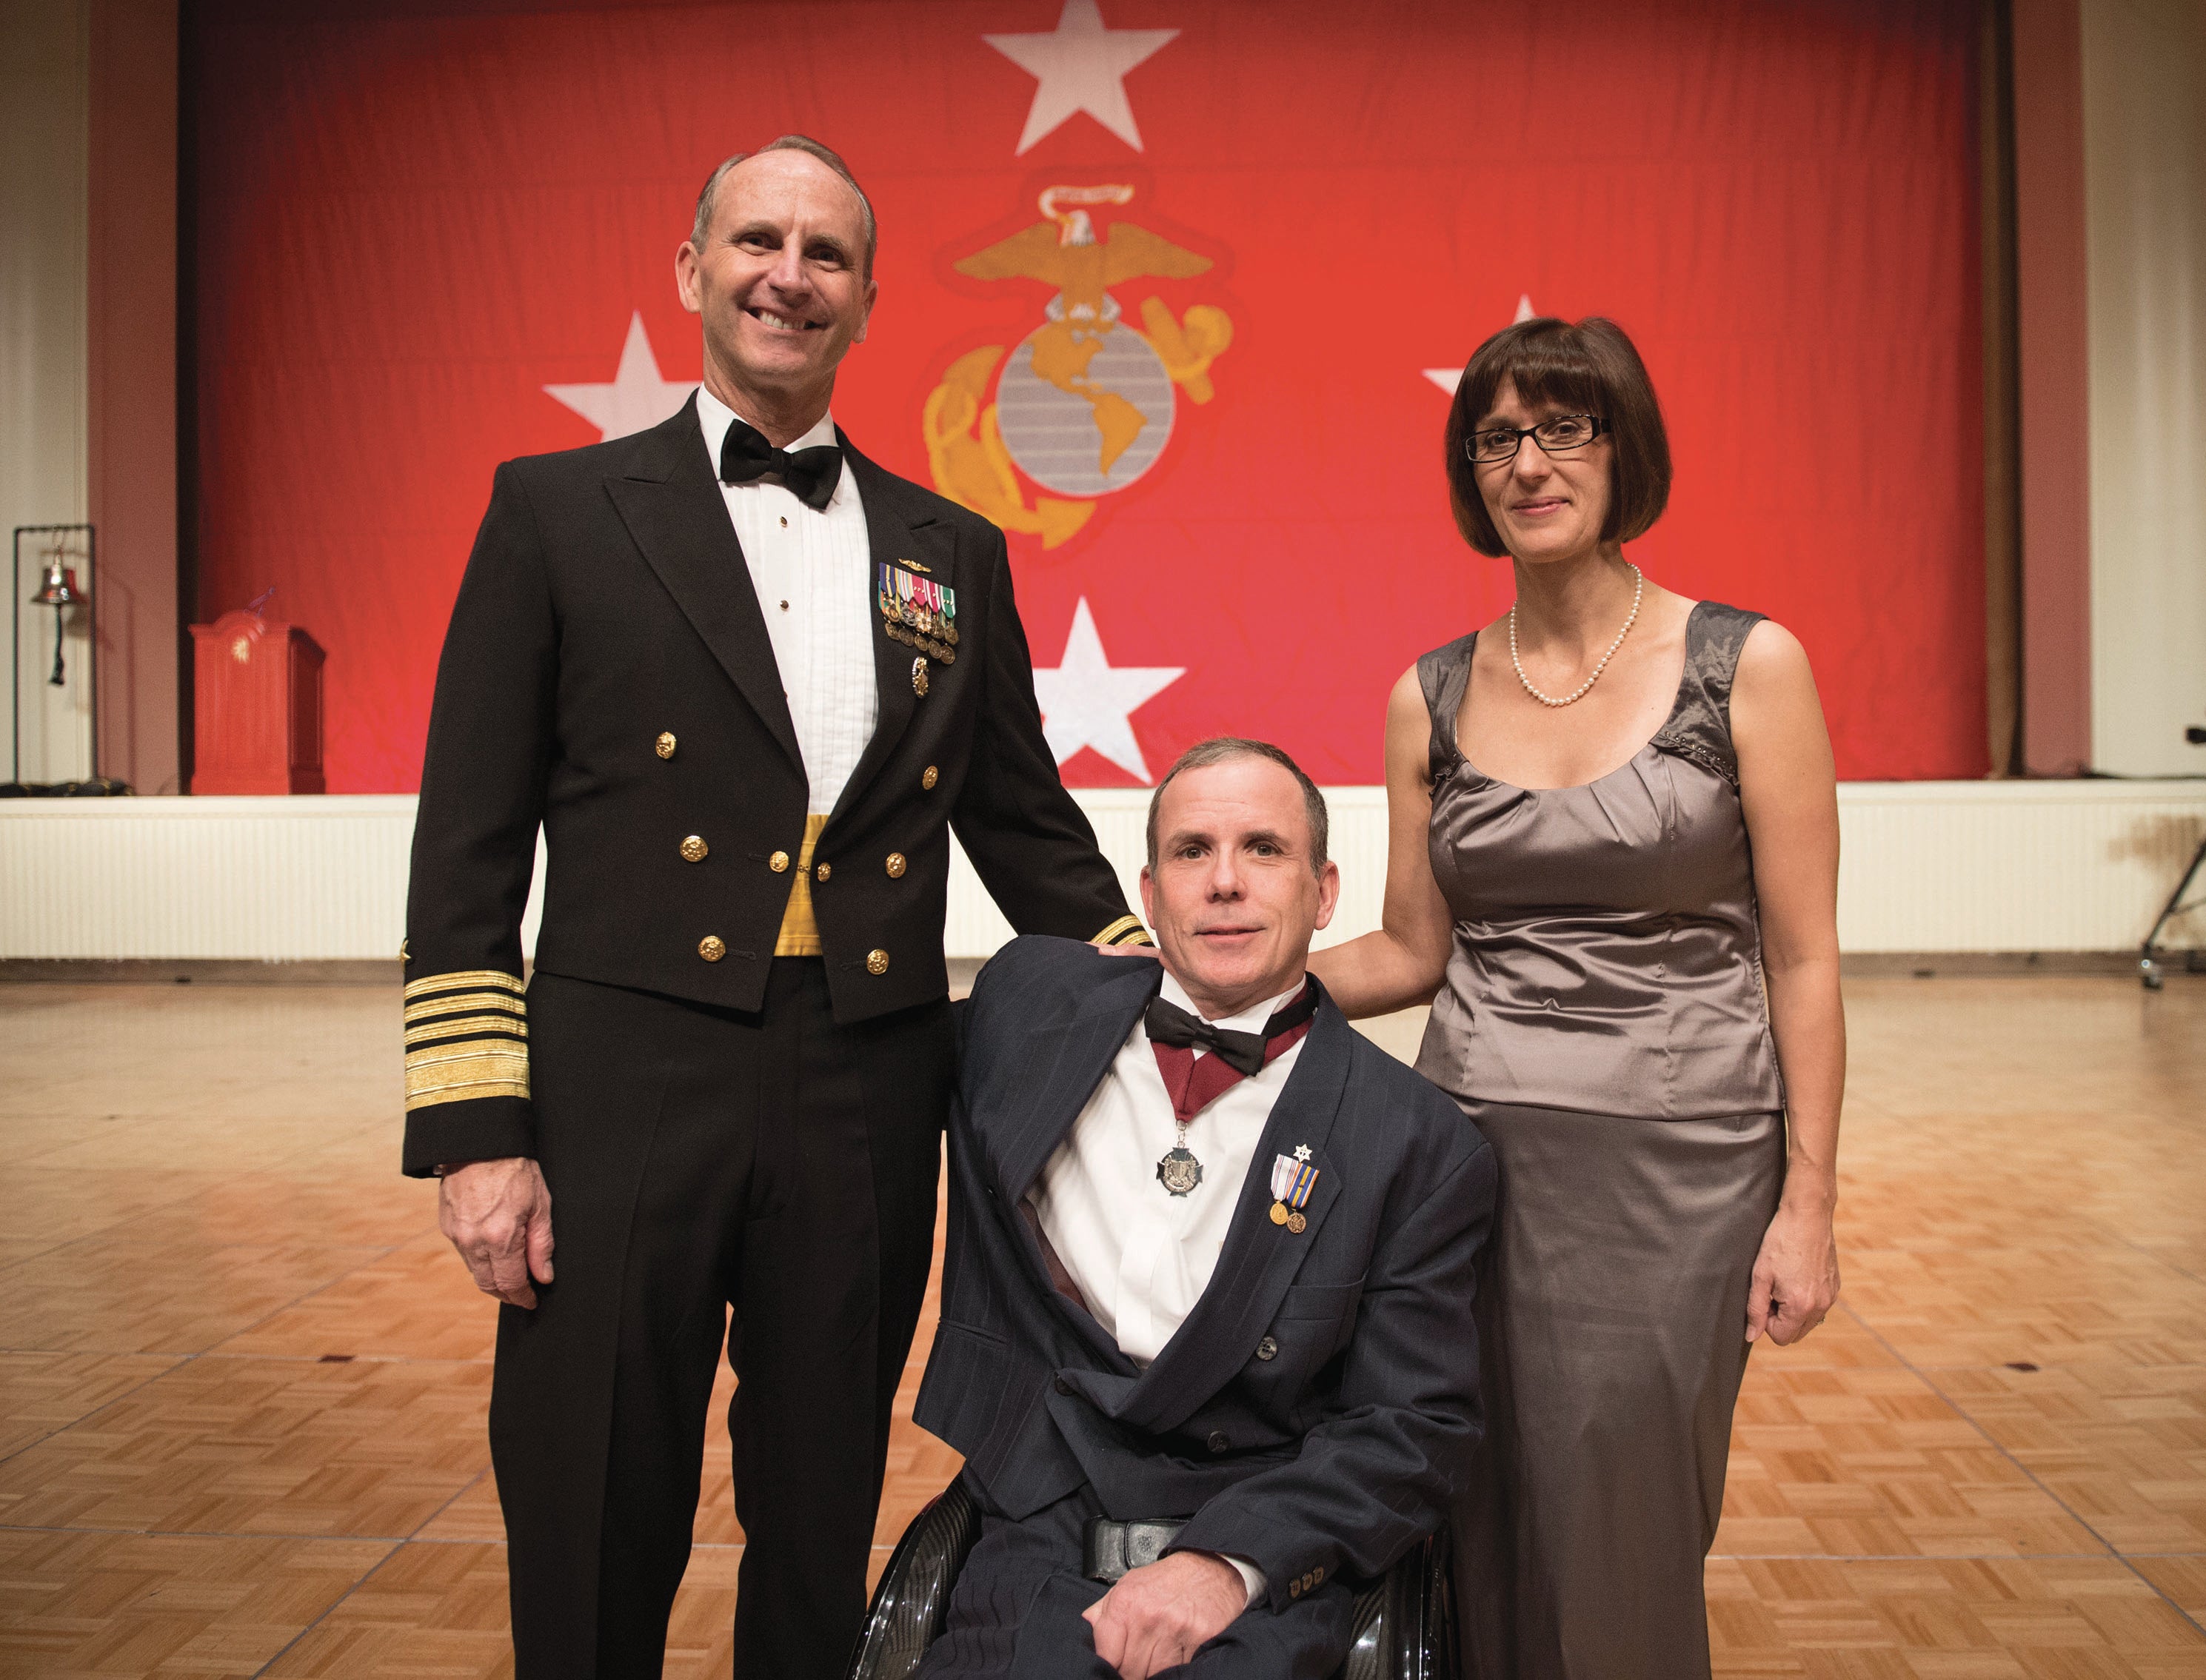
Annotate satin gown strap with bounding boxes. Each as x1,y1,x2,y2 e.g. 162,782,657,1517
1414,632,1479,784
1648,600,1765,789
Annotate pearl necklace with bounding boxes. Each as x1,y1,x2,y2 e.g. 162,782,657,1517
1509,564,1644,708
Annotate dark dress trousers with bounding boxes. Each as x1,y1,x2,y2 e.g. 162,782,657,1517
400,400,1143,1680
912,937,1497,1679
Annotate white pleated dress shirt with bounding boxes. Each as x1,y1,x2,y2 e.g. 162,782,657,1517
695,387,877,815
1026,970,1308,1607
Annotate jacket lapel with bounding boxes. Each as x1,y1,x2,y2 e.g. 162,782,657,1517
991,958,1166,1208
604,401,803,775
830,436,952,825
971,960,1160,1373
1109,994,1354,1433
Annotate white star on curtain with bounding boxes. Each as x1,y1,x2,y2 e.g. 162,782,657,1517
1424,294,1540,394
544,312,693,441
1032,597,1183,783
984,0,1180,155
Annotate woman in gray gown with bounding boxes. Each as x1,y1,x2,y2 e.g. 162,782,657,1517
1310,316,1844,1680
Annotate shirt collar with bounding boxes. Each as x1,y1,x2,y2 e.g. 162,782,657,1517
694,385,838,468
1156,970,1310,1039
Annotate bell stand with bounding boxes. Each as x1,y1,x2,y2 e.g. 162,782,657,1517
2137,723,2206,990
10,523,97,788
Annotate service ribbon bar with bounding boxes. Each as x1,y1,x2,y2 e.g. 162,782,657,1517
402,968,529,1110
1269,1154,1319,1208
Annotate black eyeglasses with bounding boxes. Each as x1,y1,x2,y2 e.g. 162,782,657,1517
1465,414,1608,464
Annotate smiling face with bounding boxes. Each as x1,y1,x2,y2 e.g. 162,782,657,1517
1140,757,1340,1020
1473,375,1616,566
676,149,877,423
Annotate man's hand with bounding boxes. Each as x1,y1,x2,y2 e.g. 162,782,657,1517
1091,939,1159,958
438,1157,555,1309
1745,1199,1839,1345
1081,1551,1246,1680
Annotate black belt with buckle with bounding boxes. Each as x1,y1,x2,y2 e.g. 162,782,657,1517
1082,1516,1186,1582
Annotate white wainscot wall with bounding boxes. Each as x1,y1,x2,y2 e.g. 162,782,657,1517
1,780,2202,963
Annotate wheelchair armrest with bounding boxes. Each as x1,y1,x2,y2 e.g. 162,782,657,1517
845,1478,985,1680
1337,1526,1457,1680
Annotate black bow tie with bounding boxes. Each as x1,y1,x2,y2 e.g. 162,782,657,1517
1143,983,1319,1078
718,416,843,512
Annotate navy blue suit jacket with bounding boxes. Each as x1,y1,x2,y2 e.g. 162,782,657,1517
914,935,1496,1611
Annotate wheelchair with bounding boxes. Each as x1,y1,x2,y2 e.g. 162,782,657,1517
846,1477,1457,1680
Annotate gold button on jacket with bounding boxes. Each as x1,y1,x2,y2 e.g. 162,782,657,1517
769,851,790,873
865,948,889,976
679,834,708,863
655,732,676,759
815,861,832,883
698,935,726,962
885,852,907,878
920,765,939,790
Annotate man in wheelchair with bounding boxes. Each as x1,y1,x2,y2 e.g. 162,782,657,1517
907,739,1495,1679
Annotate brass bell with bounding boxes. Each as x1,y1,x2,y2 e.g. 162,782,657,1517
30,556,82,608
29,552,85,688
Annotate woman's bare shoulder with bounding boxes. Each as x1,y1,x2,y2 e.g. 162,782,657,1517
1735,615,1816,693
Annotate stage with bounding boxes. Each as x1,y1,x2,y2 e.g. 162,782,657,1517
0,970,2200,1675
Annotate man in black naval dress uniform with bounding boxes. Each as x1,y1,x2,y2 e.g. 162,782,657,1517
398,135,1151,1680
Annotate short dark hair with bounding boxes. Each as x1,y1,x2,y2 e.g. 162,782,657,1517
1146,738,1329,874
1443,316,1671,559
692,135,877,278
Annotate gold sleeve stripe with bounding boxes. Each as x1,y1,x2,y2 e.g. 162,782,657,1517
406,1040,529,1071
407,1079,530,1111
403,969,524,1001
404,991,527,1025
400,971,530,1111
404,1014,530,1048
1093,914,1149,946
404,1043,531,1109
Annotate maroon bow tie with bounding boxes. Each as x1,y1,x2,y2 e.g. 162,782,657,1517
1146,984,1316,1123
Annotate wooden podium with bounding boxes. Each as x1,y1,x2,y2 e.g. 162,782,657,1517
189,610,326,794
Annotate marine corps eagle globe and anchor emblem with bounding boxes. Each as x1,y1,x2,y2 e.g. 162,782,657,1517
923,184,1234,549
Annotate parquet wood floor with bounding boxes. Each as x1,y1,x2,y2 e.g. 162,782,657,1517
0,975,2199,1677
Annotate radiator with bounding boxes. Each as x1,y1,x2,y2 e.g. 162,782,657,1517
1,783,2200,961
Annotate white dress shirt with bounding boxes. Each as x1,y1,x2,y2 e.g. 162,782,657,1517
695,386,877,815
1029,972,1309,1364
1026,970,1308,1608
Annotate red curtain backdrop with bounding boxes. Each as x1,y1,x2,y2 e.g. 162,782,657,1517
192,0,1985,791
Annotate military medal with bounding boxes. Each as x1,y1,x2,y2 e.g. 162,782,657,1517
1269,1148,1319,1234
882,564,956,665
1156,1117,1203,1197
912,655,929,697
